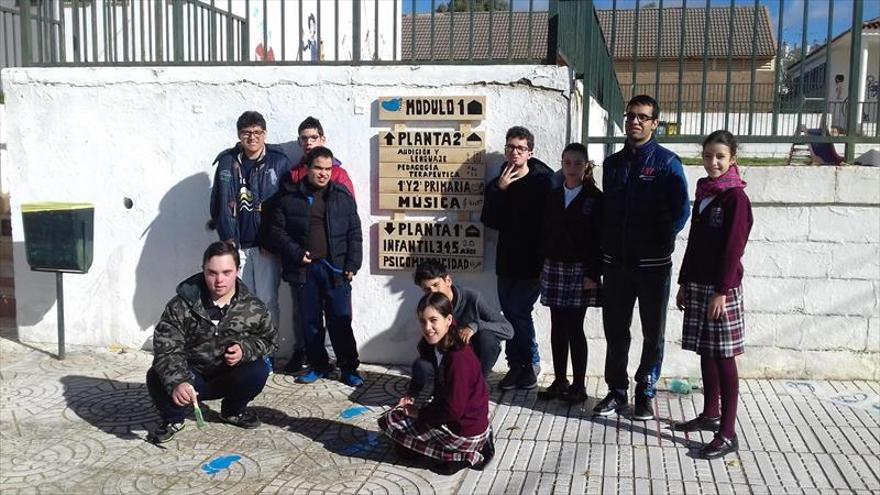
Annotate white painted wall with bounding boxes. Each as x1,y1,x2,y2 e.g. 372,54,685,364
3,66,878,380
1,64,570,366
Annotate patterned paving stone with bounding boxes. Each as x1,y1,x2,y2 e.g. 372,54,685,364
4,349,153,379
0,370,69,421
0,427,138,493
1,340,879,494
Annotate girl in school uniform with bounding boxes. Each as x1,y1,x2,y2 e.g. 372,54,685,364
674,130,753,460
379,292,494,475
536,143,603,403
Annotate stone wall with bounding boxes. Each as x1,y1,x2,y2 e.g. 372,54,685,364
649,166,879,380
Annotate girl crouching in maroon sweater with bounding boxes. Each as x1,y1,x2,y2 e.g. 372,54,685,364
379,292,494,475
674,130,753,460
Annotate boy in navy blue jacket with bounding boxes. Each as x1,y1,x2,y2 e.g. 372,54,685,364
594,95,690,421
210,111,290,349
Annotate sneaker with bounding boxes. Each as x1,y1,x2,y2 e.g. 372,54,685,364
219,409,261,429
632,396,655,421
284,351,307,374
341,370,364,387
295,368,327,384
148,421,184,444
673,414,721,432
561,385,588,404
593,392,628,417
537,379,570,400
699,434,739,459
498,368,520,391
516,366,538,389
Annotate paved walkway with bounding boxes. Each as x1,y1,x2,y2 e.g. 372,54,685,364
0,336,878,494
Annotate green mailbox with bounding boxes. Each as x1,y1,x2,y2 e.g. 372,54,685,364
21,202,94,360
21,202,94,273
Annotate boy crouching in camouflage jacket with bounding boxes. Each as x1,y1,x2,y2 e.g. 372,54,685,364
146,241,278,443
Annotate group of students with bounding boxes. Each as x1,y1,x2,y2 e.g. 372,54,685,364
145,94,753,476
378,94,752,475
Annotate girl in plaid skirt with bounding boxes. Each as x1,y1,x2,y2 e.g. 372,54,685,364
378,292,494,475
537,143,603,404
674,130,753,460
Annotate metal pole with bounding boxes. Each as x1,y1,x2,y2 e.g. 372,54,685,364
844,0,864,163
352,0,361,62
20,0,32,66
56,272,65,360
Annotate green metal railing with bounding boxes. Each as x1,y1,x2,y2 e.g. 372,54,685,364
2,0,875,162
557,0,627,145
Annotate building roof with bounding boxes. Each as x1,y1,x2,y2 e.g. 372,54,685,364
401,6,775,62
789,15,880,71
596,6,776,59
401,11,549,61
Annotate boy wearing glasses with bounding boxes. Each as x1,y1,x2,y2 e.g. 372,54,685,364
594,95,690,421
287,116,355,196
210,111,290,341
481,126,554,390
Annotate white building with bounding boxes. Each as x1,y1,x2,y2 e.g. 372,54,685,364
788,16,880,135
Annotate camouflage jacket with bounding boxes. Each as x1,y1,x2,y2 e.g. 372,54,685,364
151,273,278,394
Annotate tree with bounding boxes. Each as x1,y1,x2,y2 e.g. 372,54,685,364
436,0,511,12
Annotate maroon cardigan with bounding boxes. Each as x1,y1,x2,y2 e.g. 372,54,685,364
678,187,753,294
416,344,489,437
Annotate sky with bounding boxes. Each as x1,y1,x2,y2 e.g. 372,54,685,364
403,0,880,47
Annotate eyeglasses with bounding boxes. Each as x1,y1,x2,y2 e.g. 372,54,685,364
239,129,266,139
504,144,531,154
298,134,322,143
624,112,655,123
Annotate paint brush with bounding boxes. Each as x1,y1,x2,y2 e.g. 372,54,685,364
193,399,207,428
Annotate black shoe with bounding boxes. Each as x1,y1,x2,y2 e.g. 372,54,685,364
700,434,739,459
477,431,495,469
561,385,588,404
431,460,470,476
148,421,184,444
673,414,721,432
593,392,628,417
498,368,520,391
632,396,655,421
537,379,570,400
516,366,538,390
284,351,307,374
219,409,261,429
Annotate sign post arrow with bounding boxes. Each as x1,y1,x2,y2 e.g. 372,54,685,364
384,223,395,235
383,133,395,146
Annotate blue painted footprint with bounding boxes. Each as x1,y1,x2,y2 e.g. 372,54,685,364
340,406,371,420
785,381,816,394
201,455,242,476
340,432,381,456
381,98,402,112
829,393,868,405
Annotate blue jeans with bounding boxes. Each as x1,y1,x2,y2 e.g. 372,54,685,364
297,262,360,372
602,263,671,399
146,359,270,422
497,276,541,369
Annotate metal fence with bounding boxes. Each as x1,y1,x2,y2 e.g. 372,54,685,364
1,0,876,162
587,0,877,162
